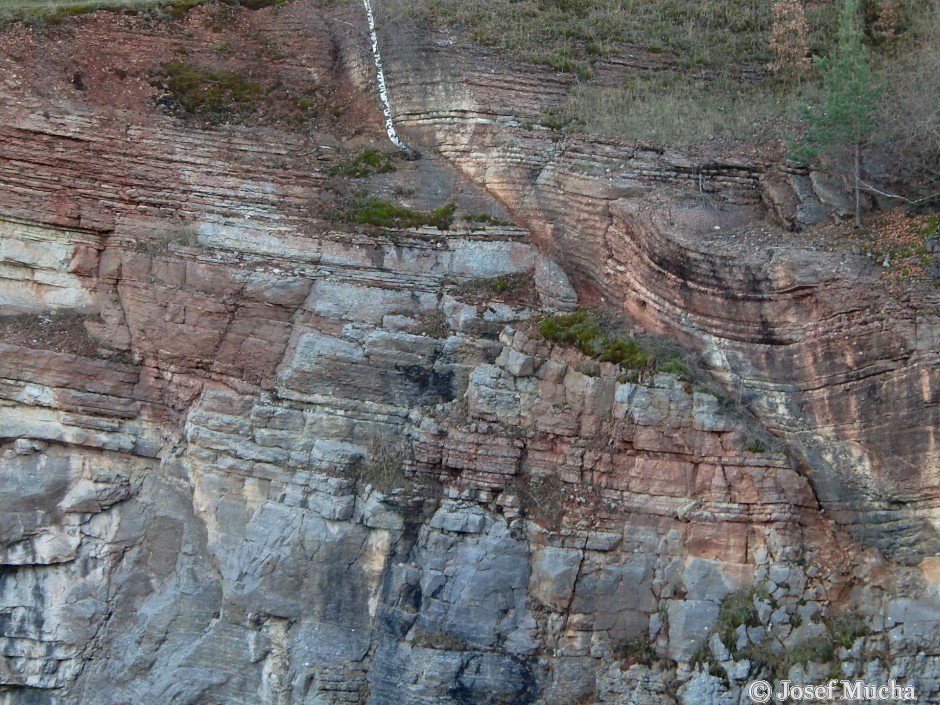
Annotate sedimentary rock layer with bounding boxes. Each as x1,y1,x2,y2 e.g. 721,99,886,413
0,5,937,705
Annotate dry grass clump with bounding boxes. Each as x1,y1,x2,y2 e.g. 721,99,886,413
400,0,776,73
876,1,940,196
558,72,813,146
0,0,194,24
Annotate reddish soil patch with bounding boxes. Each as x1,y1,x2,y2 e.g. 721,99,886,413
0,2,382,135
0,311,110,358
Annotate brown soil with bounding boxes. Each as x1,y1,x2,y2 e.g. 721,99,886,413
0,1,382,135
0,311,111,358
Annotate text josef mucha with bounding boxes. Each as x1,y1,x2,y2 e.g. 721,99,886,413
747,678,917,702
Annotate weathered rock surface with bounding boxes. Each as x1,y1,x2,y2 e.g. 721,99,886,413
376,21,940,564
0,5,937,705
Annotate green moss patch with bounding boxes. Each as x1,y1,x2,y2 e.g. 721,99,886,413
152,59,263,122
539,310,693,377
337,197,456,230
329,149,397,178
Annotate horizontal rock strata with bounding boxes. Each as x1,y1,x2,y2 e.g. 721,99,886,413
0,5,937,705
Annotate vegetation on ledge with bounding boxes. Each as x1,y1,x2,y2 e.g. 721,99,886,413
395,0,938,195
329,149,397,179
1,0,302,31
152,60,263,122
539,309,689,379
336,197,457,230
399,0,781,73
694,588,873,682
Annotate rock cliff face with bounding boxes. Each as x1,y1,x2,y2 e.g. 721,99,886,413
374,24,940,565
0,4,938,705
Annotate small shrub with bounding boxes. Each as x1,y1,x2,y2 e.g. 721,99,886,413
486,273,524,294
414,309,448,338
538,111,581,132
613,635,656,666
455,271,532,299
139,223,201,253
508,474,566,529
258,37,287,60
427,203,457,229
461,213,511,227
575,359,600,377
168,225,200,247
540,310,670,373
329,148,397,178
745,438,767,454
547,54,593,80
213,41,235,57
787,637,835,666
716,588,762,649
596,339,648,368
827,610,868,649
358,434,409,493
539,310,603,350
653,358,688,378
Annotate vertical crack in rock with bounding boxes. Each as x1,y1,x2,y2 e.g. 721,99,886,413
361,0,418,159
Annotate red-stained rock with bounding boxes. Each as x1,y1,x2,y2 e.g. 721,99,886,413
0,7,937,704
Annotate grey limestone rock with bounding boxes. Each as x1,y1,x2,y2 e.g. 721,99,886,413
535,256,578,312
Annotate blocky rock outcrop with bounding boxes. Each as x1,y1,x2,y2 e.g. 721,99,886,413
0,5,937,705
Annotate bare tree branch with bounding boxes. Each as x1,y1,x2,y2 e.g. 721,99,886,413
858,178,940,205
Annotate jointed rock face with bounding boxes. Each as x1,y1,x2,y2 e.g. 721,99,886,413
0,4,937,705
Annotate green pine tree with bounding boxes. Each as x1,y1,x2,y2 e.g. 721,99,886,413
793,0,883,227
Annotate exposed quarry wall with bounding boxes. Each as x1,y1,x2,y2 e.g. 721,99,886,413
0,4,938,705
374,23,940,564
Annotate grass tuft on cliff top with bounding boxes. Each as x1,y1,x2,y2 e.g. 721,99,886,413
400,0,778,71
402,0,929,73
0,0,293,25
